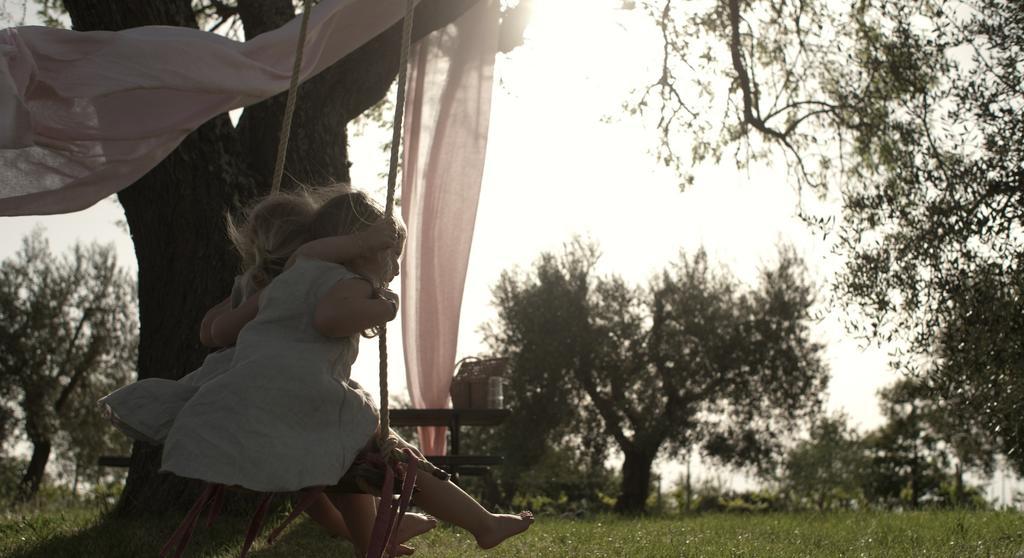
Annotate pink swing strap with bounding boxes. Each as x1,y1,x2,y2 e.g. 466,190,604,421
265,486,326,544
365,448,422,558
205,485,226,528
385,449,420,558
238,492,274,558
159,483,217,558
161,451,430,557
365,455,397,558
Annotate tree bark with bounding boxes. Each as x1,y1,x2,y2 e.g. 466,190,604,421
955,461,965,507
60,0,485,515
17,439,51,502
909,451,920,509
615,447,656,514
480,472,515,509
116,115,257,516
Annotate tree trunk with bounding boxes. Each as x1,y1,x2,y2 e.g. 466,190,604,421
62,0,249,516
18,439,51,502
481,471,512,509
910,442,920,509
615,447,656,514
115,113,258,515
60,0,483,515
684,457,692,513
955,461,965,507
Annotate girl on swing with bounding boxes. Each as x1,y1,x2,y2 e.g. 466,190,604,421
161,186,533,555
102,187,434,554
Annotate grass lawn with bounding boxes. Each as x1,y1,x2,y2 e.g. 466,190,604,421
2,506,1023,557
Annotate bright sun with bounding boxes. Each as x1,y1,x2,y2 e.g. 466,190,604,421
520,0,629,53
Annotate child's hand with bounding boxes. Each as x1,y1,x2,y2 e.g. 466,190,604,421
360,217,400,253
374,287,400,319
404,443,426,462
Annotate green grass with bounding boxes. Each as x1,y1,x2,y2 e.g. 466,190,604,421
2,507,1023,557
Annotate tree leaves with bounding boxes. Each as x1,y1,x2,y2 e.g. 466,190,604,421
632,0,1022,472
0,230,137,501
483,238,829,511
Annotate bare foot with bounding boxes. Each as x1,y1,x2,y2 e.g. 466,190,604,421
395,512,437,545
475,511,534,550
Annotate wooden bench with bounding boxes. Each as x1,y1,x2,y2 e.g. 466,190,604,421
422,455,503,477
389,408,509,481
97,455,131,468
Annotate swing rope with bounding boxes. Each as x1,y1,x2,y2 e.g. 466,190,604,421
269,0,439,477
270,0,414,449
378,0,416,454
270,0,315,195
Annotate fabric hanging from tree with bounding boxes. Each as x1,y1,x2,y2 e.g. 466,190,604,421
0,0,415,216
400,0,500,456
0,0,501,457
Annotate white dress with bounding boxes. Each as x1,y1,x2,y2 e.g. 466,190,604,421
160,258,379,492
99,275,253,444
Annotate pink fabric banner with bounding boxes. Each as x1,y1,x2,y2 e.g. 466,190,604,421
401,0,500,455
0,0,416,216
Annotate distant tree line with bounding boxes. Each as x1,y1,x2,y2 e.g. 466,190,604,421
464,239,1008,515
0,230,137,506
777,376,996,512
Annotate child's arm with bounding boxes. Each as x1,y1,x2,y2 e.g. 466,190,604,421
199,296,232,347
286,217,398,269
209,290,262,347
313,279,399,338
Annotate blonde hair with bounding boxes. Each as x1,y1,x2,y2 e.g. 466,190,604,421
307,189,386,241
306,188,406,338
226,188,319,288
307,188,407,262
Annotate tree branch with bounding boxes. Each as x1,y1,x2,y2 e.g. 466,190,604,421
572,355,634,452
236,0,293,40
728,0,783,142
644,289,690,449
725,0,836,189
65,0,197,31
498,0,532,53
763,100,841,125
195,0,240,33
58,309,91,383
235,0,481,188
608,356,646,434
53,336,103,414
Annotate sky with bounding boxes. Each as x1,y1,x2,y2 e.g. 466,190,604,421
1,0,1019,503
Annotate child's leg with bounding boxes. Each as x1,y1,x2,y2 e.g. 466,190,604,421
304,493,352,539
318,493,437,545
411,472,533,549
334,493,377,555
392,511,438,544
333,493,416,556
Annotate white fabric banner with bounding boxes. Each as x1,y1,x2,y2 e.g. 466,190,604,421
0,0,417,215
